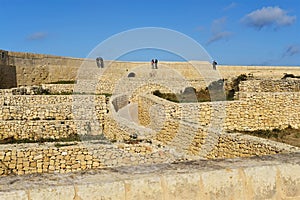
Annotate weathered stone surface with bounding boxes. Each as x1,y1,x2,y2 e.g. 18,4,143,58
0,152,299,200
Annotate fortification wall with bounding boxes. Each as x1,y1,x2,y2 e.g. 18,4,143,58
0,152,299,200
0,64,17,89
4,50,300,91
7,51,86,86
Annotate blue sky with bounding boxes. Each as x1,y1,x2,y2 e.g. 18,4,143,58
0,0,299,65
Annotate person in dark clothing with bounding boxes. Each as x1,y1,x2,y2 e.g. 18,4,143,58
154,59,158,69
96,57,104,68
212,60,217,70
151,59,155,69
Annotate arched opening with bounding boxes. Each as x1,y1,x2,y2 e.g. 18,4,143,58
128,72,136,78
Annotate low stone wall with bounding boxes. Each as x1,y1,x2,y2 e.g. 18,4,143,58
239,79,300,93
139,92,300,132
41,84,74,94
0,95,107,140
0,120,102,140
205,132,298,159
138,94,299,157
0,141,176,176
104,94,155,141
0,152,299,199
111,94,129,112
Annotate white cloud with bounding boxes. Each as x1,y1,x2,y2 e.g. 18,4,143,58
242,6,296,30
207,31,233,45
223,2,237,11
27,32,48,40
206,17,233,45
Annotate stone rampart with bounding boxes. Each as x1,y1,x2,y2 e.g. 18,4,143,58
0,152,299,199
4,50,300,92
0,64,17,89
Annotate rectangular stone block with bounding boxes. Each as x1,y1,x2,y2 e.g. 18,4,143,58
0,190,27,200
124,176,162,200
76,181,125,200
163,172,201,199
29,185,74,200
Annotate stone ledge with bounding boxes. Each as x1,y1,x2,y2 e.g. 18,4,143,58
0,152,299,199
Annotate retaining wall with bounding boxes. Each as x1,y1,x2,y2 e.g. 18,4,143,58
0,152,299,199
0,95,107,140
139,92,300,132
239,79,300,93
0,141,175,176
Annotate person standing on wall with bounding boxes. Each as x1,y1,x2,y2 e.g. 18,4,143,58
96,57,104,68
151,59,155,69
154,59,158,69
212,60,217,70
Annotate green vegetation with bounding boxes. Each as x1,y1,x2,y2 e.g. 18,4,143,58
54,142,77,148
48,80,76,84
238,126,300,148
0,134,108,145
153,74,248,103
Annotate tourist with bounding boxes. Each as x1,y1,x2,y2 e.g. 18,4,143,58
212,60,217,70
96,57,104,68
151,59,155,69
154,59,158,69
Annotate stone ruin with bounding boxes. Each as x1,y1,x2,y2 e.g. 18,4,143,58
0,50,299,199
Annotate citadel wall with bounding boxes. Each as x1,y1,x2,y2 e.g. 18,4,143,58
0,152,299,200
2,50,300,91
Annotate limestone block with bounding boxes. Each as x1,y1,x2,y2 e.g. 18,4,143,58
29,186,75,200
76,181,125,200
163,173,201,199
0,190,27,200
242,165,278,199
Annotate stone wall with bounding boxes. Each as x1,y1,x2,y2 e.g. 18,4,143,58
4,50,300,92
206,132,298,158
0,64,17,89
7,51,87,86
138,94,299,157
0,95,107,140
139,92,300,132
239,79,300,93
104,94,155,141
0,141,176,176
0,152,299,200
